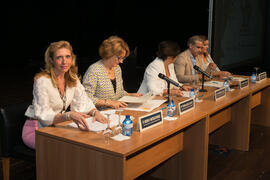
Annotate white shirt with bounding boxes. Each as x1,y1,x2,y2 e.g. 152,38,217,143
25,76,95,128
190,53,197,75
137,57,183,95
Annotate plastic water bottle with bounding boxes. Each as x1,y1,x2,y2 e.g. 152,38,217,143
122,115,133,136
189,89,195,98
167,96,175,117
223,79,230,92
251,72,256,84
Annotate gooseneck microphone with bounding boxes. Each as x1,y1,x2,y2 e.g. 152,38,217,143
158,73,182,88
193,65,212,79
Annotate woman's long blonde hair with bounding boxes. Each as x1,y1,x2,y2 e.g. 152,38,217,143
34,40,78,88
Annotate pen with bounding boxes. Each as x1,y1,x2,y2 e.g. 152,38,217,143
160,106,167,110
197,95,204,99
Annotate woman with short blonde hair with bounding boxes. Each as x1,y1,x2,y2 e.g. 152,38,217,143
83,36,141,109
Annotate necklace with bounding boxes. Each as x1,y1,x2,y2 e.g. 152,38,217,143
58,85,67,114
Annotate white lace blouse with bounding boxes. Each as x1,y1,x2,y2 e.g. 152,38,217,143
25,76,95,128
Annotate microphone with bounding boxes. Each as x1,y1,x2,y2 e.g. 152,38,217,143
158,73,182,88
193,65,212,78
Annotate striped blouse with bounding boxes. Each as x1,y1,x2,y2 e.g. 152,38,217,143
82,60,128,104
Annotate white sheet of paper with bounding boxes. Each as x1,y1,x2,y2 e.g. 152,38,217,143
231,77,246,81
123,99,167,112
182,91,190,98
164,116,178,121
110,133,130,141
67,110,127,132
204,81,224,88
118,92,153,103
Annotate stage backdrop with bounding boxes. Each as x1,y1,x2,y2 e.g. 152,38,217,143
211,0,266,72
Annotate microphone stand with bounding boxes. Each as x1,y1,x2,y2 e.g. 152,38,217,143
199,74,207,92
167,82,171,103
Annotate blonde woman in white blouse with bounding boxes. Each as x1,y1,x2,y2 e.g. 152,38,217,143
22,41,107,149
138,41,191,96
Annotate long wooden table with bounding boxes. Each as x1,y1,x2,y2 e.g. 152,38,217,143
36,100,208,180
36,77,270,180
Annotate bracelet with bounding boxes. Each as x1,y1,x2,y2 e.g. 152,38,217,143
91,109,97,117
65,112,70,120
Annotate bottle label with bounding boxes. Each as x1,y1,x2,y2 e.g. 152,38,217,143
124,123,133,129
167,106,175,117
123,125,133,136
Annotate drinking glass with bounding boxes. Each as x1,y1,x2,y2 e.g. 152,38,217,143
114,109,123,135
192,79,200,95
254,67,259,76
103,113,113,144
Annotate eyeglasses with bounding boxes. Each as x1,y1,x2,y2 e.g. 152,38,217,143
117,56,126,61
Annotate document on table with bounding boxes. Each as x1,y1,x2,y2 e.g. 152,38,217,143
118,92,154,104
204,80,224,88
230,76,247,81
67,110,126,132
182,91,190,98
123,99,167,112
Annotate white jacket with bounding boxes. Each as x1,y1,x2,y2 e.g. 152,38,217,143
25,76,95,128
137,57,183,95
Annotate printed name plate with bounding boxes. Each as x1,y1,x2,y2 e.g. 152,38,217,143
178,98,195,115
137,110,163,132
214,87,226,101
239,78,249,89
258,72,267,82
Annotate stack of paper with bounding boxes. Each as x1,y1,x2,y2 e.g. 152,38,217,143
122,99,167,112
118,92,153,104
204,81,224,88
67,111,126,132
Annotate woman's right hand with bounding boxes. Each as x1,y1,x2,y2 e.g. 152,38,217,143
69,111,90,131
107,100,128,109
170,89,184,97
208,62,217,71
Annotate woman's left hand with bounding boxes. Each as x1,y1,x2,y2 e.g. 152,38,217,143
92,110,107,124
128,93,143,97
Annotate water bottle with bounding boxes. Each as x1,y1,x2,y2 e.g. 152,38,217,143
223,79,230,92
251,72,256,84
122,115,133,136
167,96,175,117
189,89,195,98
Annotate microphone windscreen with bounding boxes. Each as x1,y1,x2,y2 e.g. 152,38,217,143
158,73,164,78
193,65,199,70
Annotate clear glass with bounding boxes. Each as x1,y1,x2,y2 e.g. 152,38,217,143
114,109,123,135
192,79,200,95
254,67,260,76
103,113,113,144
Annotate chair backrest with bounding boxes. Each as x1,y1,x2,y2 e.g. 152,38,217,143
0,101,30,157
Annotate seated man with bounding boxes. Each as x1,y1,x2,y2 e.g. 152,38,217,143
174,35,211,83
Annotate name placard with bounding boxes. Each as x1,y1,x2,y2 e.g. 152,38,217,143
137,110,163,132
239,78,249,89
214,87,226,101
178,98,195,115
258,72,267,82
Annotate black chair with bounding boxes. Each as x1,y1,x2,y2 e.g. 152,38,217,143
0,101,35,180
